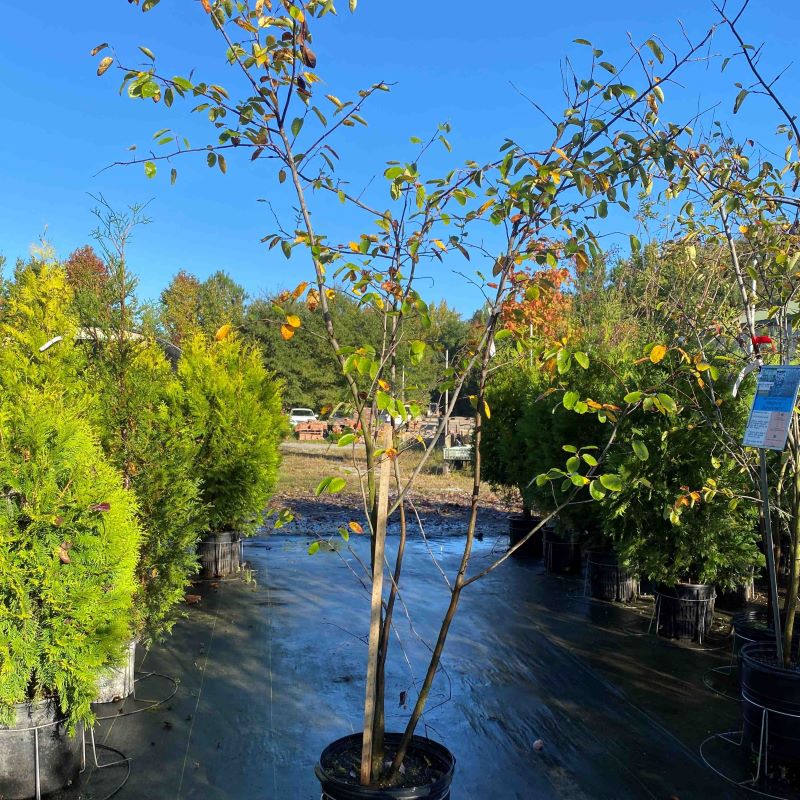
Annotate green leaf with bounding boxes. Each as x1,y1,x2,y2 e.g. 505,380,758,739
623,391,643,404
574,38,592,45
632,440,649,461
589,480,606,501
556,348,572,374
291,117,304,137
645,39,664,64
574,351,589,369
307,541,320,555
218,154,227,174
278,169,287,183
281,240,292,259
562,445,578,453
144,161,156,179
170,167,177,185
315,477,332,496
327,477,347,494
734,88,749,114
139,45,156,60
599,473,623,492
376,391,390,411
337,433,356,447
657,393,677,413
566,456,580,472
563,391,579,410
582,453,598,467
571,473,588,486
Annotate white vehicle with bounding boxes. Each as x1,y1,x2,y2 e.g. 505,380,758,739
288,408,318,427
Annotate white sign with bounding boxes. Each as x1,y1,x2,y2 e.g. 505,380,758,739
742,365,800,451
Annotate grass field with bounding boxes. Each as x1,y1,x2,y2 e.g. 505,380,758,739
275,440,504,506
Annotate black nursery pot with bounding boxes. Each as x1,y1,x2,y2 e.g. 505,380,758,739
0,701,83,800
508,514,543,559
741,642,800,769
715,578,755,612
315,733,455,800
197,531,242,578
655,583,716,643
586,550,638,602
543,530,582,575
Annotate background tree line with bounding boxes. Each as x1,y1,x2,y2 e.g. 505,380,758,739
57,245,478,412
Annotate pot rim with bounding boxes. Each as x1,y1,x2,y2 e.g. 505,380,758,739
0,700,76,734
315,732,455,797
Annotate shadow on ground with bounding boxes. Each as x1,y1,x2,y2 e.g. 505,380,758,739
65,535,753,800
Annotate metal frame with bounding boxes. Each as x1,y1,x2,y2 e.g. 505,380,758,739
93,669,178,721
0,717,130,800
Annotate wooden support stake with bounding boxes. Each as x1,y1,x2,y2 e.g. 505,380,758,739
360,425,393,785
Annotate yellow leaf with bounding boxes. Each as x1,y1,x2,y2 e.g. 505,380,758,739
214,324,233,341
739,225,749,235
348,241,360,252
553,147,570,161
286,314,301,329
280,324,295,341
575,250,589,272
650,344,667,363
325,288,336,299
477,200,493,215
348,521,363,534
483,400,491,419
433,239,447,252
97,56,113,76
377,379,390,391
291,281,308,299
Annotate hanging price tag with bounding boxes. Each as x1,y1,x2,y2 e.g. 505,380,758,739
742,365,800,451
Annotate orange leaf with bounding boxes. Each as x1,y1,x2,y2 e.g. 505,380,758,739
377,379,390,391
291,281,309,300
286,314,301,329
201,0,211,11
215,324,233,341
280,324,295,340
348,521,363,534
385,448,398,461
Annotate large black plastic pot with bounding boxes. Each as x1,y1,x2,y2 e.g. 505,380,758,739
198,531,242,578
315,733,455,800
543,530,582,574
715,577,755,611
655,583,716,643
741,642,800,769
586,551,637,602
0,701,83,800
733,611,800,679
508,514,543,559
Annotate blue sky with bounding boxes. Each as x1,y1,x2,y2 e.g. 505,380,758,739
1,1,798,314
